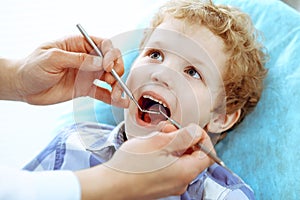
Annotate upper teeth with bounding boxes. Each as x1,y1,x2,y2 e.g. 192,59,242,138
143,95,168,108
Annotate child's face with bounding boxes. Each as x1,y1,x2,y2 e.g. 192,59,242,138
124,17,228,138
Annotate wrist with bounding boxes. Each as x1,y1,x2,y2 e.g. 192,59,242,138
0,58,23,101
75,165,147,200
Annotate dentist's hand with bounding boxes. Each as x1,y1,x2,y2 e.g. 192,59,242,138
96,123,214,199
1,36,128,107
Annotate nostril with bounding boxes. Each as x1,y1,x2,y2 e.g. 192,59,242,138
162,81,169,87
151,72,170,88
152,77,159,82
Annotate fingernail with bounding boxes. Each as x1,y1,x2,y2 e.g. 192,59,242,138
93,56,102,67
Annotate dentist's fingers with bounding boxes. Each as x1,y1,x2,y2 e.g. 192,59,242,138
123,123,203,154
53,49,104,72
91,86,112,105
46,35,105,72
102,48,123,72
163,124,205,156
91,77,129,107
160,123,178,133
101,39,114,55
101,39,125,85
159,123,216,164
107,123,214,174
103,48,124,83
111,82,130,108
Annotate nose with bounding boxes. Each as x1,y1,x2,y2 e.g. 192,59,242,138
150,69,173,88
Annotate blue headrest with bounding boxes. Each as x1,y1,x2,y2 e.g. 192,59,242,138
213,0,300,199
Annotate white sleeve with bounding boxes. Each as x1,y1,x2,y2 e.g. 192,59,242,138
0,166,81,200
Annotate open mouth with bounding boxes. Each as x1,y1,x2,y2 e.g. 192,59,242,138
137,94,171,125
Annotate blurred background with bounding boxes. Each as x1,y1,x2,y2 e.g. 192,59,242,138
282,0,300,11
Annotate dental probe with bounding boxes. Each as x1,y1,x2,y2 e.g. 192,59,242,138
158,107,231,172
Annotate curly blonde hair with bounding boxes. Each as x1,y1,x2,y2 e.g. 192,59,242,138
141,0,268,130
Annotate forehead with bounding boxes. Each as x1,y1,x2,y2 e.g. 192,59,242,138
145,17,228,74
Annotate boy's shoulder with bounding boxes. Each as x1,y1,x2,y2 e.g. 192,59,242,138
49,121,118,153
23,122,123,171
186,163,255,200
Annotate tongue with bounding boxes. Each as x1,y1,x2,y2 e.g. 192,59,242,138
143,112,166,124
142,104,168,125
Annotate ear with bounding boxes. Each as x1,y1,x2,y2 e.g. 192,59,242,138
206,109,241,133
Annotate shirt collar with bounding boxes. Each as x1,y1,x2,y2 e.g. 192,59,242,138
82,121,126,152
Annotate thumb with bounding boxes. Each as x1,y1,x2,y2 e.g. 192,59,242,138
57,49,104,71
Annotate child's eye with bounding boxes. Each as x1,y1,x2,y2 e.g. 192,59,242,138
184,67,202,80
148,50,163,62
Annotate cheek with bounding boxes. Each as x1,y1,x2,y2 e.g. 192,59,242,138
126,63,155,91
126,69,143,90
176,83,212,127
173,81,200,126
196,88,214,127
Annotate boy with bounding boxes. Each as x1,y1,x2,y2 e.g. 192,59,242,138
24,0,267,199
